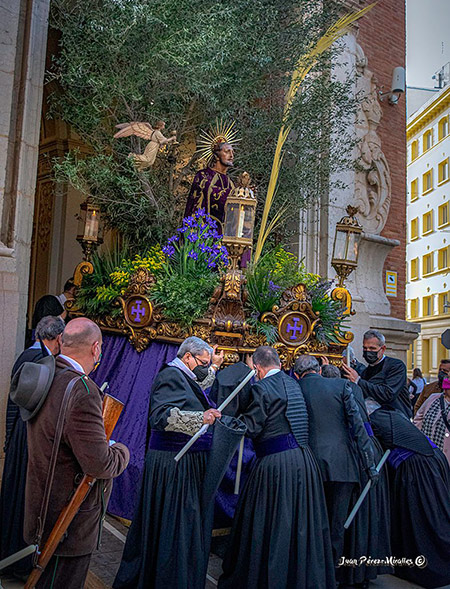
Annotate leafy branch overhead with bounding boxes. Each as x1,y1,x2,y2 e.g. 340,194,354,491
49,0,361,249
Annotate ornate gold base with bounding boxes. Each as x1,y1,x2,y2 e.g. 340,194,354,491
71,269,352,369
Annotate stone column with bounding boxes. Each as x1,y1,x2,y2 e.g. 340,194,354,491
298,30,420,364
0,0,50,473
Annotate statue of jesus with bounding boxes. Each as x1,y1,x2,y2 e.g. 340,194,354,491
184,141,235,231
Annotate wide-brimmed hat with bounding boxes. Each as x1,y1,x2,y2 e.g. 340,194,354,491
10,355,56,421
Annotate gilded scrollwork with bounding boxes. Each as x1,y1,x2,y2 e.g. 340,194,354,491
71,266,352,368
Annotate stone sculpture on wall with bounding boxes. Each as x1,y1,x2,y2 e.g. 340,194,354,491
354,43,392,235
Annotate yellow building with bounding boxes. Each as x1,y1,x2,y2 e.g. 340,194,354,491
406,84,450,379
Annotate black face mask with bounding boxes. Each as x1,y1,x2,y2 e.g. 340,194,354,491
193,364,210,381
363,350,380,365
438,370,448,386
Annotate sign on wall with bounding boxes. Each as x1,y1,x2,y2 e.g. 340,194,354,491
385,271,397,297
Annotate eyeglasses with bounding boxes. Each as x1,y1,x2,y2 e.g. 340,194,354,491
193,355,210,368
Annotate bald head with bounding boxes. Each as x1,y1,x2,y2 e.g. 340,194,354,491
61,318,102,374
62,318,101,350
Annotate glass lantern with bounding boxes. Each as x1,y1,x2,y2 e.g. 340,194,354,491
223,174,257,259
76,199,104,261
331,206,362,287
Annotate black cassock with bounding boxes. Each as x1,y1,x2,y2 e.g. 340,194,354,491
336,382,393,585
219,371,335,589
359,356,412,418
0,345,45,575
371,408,450,589
113,364,244,589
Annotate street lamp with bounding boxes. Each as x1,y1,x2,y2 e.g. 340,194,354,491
331,205,362,288
76,199,104,261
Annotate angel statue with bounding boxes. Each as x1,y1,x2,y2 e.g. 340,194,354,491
114,120,178,171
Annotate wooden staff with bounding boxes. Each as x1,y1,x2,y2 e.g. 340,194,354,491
24,393,124,589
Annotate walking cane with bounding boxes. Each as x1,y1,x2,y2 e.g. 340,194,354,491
344,449,391,529
174,369,256,462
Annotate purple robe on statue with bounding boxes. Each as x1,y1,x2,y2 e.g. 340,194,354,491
185,167,235,230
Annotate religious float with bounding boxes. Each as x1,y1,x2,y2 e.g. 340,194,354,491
67,121,363,524
70,123,362,369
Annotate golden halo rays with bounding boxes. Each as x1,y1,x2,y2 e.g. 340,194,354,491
196,119,241,165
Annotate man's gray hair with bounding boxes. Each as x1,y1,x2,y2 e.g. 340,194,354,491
177,336,213,359
363,329,385,346
35,315,65,341
321,364,341,379
294,355,320,376
252,346,280,368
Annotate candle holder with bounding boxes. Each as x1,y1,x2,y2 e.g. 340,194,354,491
331,205,362,288
76,199,104,261
210,173,257,337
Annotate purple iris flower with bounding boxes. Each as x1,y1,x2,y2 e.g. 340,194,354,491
168,235,179,244
199,243,209,253
268,280,281,292
195,208,206,218
162,245,176,257
183,216,197,228
207,259,217,269
187,232,198,242
188,250,198,260
177,226,187,233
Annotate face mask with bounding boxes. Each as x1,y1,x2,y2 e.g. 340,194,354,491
438,370,448,385
93,352,102,372
192,364,209,381
363,350,380,365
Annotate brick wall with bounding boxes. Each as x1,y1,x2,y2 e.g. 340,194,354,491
358,0,407,319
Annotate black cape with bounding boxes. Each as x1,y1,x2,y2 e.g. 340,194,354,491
219,372,335,589
113,365,244,589
336,382,392,585
371,408,450,589
0,346,45,574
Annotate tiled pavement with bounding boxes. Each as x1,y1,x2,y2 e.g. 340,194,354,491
1,516,449,588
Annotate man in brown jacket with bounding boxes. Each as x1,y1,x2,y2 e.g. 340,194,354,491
24,318,130,588
414,358,450,414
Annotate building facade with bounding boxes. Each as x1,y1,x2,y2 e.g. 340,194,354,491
406,84,450,379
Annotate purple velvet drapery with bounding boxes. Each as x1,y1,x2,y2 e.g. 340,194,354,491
92,335,178,519
92,334,257,525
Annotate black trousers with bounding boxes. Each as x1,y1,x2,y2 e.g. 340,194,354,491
36,553,92,589
323,481,358,567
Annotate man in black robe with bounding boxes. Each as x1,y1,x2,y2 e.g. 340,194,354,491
370,407,450,589
294,356,378,574
321,363,393,586
342,329,411,418
114,336,223,589
219,347,335,589
0,315,64,578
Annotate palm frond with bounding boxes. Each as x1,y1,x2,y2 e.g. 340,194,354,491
253,3,375,264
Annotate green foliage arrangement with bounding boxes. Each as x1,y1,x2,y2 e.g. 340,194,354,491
49,0,359,249
76,212,227,326
76,244,165,317
246,246,346,344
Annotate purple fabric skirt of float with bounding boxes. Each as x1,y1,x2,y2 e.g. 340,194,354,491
148,430,213,452
253,433,300,459
92,335,179,520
